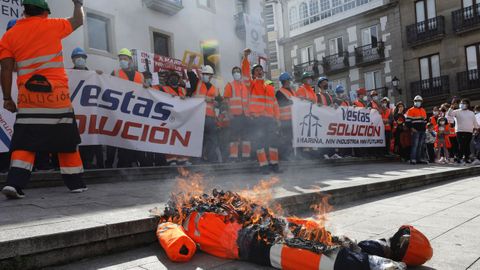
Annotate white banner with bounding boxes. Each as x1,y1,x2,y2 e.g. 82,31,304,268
0,1,21,35
292,98,385,148
0,70,206,157
244,13,266,59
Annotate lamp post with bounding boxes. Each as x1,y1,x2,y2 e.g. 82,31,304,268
392,76,401,95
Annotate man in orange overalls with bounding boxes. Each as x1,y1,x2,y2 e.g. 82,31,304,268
0,0,86,199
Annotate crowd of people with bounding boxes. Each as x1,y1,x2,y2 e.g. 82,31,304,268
1,0,480,200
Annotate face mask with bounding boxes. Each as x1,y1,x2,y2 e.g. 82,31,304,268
202,75,211,83
145,78,152,86
397,121,404,125
74,58,86,68
439,121,446,125
382,103,388,108
414,102,422,108
306,79,313,85
460,104,468,110
372,96,379,101
119,60,130,70
363,96,368,102
433,111,439,116
233,72,242,81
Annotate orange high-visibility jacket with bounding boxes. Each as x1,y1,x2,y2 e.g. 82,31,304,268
162,86,186,97
405,107,427,131
381,108,393,132
277,87,296,121
114,69,144,84
156,222,197,262
354,99,367,108
0,17,74,109
224,81,249,116
241,57,279,119
194,81,218,118
296,84,318,104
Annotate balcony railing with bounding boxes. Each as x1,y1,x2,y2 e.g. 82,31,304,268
458,69,480,92
293,60,320,82
410,76,450,98
406,16,445,47
354,41,385,66
234,12,246,39
322,51,349,75
452,4,480,34
143,0,183,15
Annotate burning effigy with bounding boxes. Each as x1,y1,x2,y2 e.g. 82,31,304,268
150,171,432,270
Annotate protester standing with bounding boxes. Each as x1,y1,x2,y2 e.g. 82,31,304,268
405,96,428,165
447,99,479,164
1,0,86,199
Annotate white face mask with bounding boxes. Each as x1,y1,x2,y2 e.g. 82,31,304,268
382,103,388,108
145,78,152,86
202,74,211,83
372,96,379,101
233,72,242,81
306,79,313,85
74,58,86,68
414,102,422,108
460,104,468,110
433,111,439,116
119,60,130,70
363,96,368,102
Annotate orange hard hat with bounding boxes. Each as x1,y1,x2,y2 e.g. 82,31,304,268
401,225,433,266
357,88,367,95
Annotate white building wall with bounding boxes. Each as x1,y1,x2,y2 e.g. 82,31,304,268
47,0,263,90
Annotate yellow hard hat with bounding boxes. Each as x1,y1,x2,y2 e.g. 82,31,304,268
118,48,133,58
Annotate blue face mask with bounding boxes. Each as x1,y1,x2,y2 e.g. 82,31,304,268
119,60,130,70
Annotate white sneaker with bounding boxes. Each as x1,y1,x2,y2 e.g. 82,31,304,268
471,159,480,165
70,187,88,193
2,186,26,199
331,154,342,159
323,154,330,160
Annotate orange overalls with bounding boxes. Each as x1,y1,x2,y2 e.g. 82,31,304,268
0,17,84,191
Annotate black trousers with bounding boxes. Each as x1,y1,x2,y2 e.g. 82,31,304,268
457,132,473,161
203,118,219,162
80,145,104,169
279,120,293,160
427,143,435,163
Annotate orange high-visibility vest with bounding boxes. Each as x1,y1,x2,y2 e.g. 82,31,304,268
278,87,296,121
269,244,338,270
317,92,333,106
114,69,144,84
340,100,350,107
162,86,186,97
354,99,367,108
296,84,318,103
382,108,392,132
247,80,278,119
194,81,218,118
183,211,242,260
0,17,74,109
370,101,381,111
224,81,249,116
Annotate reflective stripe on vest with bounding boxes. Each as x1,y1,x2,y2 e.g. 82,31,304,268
297,85,317,103
318,93,332,106
115,69,144,84
16,52,64,77
195,81,217,117
269,244,338,270
279,88,295,121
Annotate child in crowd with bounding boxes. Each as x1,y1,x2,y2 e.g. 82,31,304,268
434,117,451,164
425,123,436,163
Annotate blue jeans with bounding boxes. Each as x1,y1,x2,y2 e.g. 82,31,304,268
410,131,426,162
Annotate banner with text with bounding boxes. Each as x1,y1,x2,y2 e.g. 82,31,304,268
69,70,206,157
0,70,206,156
292,98,385,148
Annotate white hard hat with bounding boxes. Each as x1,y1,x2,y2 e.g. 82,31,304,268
201,65,214,75
414,95,423,101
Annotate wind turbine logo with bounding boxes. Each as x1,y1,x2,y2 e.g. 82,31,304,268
300,103,322,137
